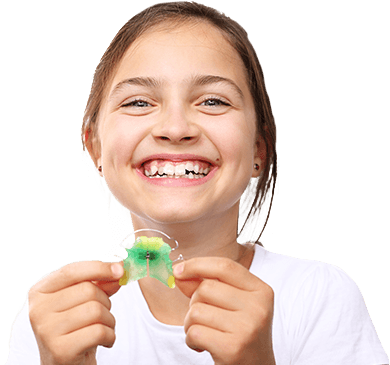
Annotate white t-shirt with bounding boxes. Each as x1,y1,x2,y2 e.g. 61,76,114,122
7,245,389,364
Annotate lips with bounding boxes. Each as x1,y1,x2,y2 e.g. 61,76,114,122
137,154,215,166
136,154,217,186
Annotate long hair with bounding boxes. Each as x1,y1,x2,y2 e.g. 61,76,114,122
81,2,277,243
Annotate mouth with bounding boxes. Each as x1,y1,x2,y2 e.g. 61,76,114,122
143,160,211,179
137,154,216,182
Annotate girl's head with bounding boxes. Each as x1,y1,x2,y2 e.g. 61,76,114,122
82,2,277,242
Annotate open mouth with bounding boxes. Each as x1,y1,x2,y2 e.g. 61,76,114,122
142,160,211,179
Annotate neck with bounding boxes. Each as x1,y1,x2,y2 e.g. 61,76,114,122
130,202,242,262
128,204,255,326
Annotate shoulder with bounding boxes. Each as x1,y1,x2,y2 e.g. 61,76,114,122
250,244,361,304
251,246,389,363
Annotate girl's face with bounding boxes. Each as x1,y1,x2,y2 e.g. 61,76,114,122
96,22,261,226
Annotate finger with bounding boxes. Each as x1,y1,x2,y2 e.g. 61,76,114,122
53,281,112,312
184,302,234,334
174,278,202,298
58,301,116,336
189,279,245,311
61,323,116,356
174,257,263,292
94,280,122,298
35,261,124,294
185,324,231,357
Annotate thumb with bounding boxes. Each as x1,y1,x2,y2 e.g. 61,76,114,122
93,262,124,297
94,280,122,297
174,278,202,298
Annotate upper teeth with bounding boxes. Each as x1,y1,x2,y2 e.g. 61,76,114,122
143,160,211,178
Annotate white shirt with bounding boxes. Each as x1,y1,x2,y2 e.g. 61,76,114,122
7,245,389,364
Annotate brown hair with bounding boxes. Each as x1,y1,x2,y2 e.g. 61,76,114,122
81,1,277,243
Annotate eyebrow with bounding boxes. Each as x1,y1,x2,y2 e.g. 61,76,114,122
109,74,244,100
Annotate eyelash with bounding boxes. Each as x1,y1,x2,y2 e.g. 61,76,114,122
120,96,231,109
199,96,231,107
121,98,152,108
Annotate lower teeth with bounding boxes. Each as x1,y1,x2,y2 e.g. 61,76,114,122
147,173,207,179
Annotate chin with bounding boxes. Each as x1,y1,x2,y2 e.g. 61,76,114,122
133,205,207,226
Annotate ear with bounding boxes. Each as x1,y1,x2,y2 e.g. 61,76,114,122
252,125,271,177
85,128,102,176
252,133,267,178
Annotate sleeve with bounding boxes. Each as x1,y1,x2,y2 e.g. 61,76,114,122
288,263,389,365
6,300,41,365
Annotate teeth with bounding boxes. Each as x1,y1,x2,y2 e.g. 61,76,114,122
186,162,194,172
175,164,186,176
164,163,175,176
143,160,211,179
150,165,158,176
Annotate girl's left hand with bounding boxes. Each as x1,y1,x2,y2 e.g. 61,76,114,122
174,257,276,365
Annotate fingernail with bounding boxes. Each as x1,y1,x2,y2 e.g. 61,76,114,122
173,262,184,276
111,263,124,278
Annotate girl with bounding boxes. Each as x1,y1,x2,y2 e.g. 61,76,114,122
6,2,388,365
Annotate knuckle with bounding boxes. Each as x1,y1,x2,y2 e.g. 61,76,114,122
95,260,109,274
248,304,273,333
196,279,215,299
31,319,46,338
263,282,275,301
28,301,37,322
252,283,274,310
88,301,105,320
107,329,116,347
106,297,112,311
28,286,36,301
28,294,43,325
92,324,116,347
93,324,107,342
267,285,275,302
199,279,215,292
58,263,74,282
29,275,48,297
111,313,116,328
216,257,236,272
79,281,98,300
188,302,203,322
185,324,201,344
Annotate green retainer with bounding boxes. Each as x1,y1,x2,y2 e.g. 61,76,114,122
119,236,175,289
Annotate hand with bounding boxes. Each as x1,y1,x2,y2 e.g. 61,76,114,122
28,261,124,365
174,257,276,365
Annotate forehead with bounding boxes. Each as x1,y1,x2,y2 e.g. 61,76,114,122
108,21,249,92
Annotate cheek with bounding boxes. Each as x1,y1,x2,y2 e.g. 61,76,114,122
217,118,256,166
101,117,143,167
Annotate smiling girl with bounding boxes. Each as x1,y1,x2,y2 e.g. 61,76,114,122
6,2,388,365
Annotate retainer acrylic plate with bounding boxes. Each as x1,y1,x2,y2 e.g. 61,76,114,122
116,229,183,289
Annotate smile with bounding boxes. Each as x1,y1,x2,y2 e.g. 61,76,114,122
143,160,211,179
136,154,217,187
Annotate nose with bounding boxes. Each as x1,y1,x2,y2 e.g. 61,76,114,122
151,104,201,145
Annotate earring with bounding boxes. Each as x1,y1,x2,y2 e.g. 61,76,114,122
254,163,260,171
98,166,102,173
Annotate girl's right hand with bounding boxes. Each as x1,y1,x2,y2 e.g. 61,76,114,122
28,261,124,365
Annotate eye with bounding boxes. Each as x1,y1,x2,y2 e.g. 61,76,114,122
121,99,153,108
200,97,231,107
